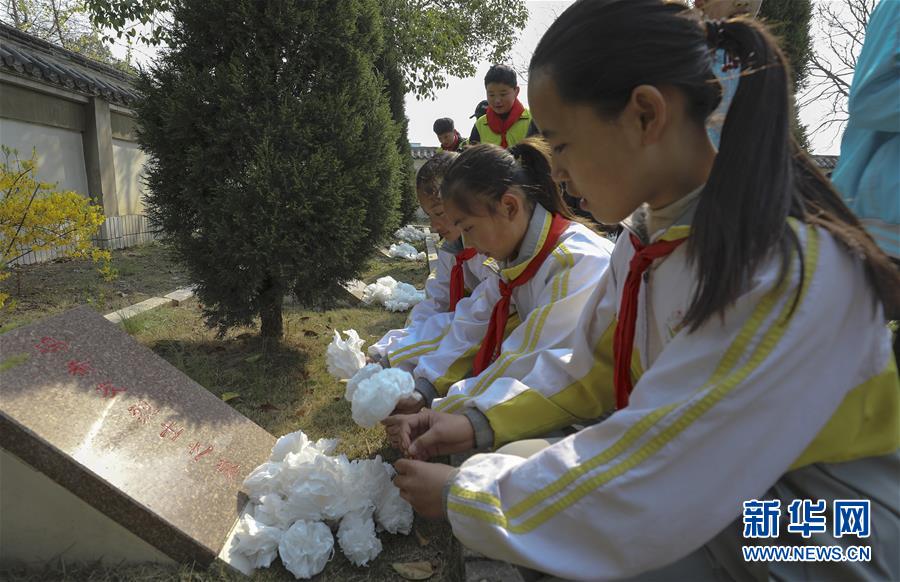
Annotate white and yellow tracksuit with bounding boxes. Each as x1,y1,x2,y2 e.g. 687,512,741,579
443,199,899,580
414,205,616,447
369,239,493,371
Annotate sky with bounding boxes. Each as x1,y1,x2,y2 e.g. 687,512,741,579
112,0,852,154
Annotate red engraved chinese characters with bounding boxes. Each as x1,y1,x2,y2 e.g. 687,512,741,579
127,400,157,424
159,420,184,441
67,360,93,376
34,336,69,354
215,459,241,482
96,382,127,398
188,442,214,462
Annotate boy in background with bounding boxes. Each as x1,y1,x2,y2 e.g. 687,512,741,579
433,118,468,153
469,65,537,148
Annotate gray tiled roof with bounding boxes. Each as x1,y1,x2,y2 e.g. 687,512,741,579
0,23,139,105
812,154,840,170
411,146,437,160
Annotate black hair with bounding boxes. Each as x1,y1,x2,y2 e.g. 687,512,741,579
440,139,575,220
530,0,899,328
433,118,455,134
416,151,459,200
484,64,518,88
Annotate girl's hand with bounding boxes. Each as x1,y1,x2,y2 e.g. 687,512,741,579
394,459,455,520
383,409,475,460
391,393,425,416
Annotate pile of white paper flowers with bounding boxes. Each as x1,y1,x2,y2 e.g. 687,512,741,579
233,431,413,579
362,276,426,312
394,225,427,242
388,242,426,262
345,364,416,427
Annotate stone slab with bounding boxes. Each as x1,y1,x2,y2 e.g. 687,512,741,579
341,279,368,302
104,296,172,323
163,286,196,306
0,306,276,566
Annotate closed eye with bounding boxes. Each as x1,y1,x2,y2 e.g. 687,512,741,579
552,144,567,154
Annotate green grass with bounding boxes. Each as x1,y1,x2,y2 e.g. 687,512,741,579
362,254,428,286
0,242,191,333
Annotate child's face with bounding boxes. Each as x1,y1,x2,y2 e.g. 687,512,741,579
530,73,655,224
486,82,520,115
418,191,460,242
437,131,457,149
443,192,528,262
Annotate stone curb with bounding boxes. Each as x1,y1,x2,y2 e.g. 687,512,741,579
103,285,195,323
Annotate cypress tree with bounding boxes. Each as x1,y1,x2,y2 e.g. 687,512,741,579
136,0,401,338
759,0,814,149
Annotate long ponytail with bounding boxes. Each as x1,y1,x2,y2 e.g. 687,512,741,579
686,17,796,329
509,139,575,219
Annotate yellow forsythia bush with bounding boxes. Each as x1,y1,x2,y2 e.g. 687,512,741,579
0,146,112,308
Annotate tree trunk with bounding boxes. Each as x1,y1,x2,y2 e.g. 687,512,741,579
258,276,284,339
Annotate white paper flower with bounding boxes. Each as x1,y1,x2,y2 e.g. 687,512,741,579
278,520,334,579
383,282,426,312
388,242,420,260
340,457,392,513
350,368,416,428
271,431,311,462
345,363,383,402
337,508,383,566
394,225,426,242
326,329,366,380
375,480,414,535
253,493,292,529
233,513,283,569
311,437,340,456
282,454,348,521
362,276,398,305
243,461,284,502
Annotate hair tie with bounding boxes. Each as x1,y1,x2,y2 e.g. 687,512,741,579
705,19,741,71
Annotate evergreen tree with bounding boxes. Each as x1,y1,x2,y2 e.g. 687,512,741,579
136,0,401,338
380,50,418,225
759,0,813,149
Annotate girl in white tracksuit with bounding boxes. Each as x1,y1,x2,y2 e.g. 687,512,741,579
384,139,615,452
392,2,900,580
369,151,493,372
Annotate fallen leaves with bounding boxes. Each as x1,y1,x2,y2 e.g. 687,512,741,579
392,561,433,580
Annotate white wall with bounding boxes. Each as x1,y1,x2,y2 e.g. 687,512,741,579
112,138,148,215
0,118,89,196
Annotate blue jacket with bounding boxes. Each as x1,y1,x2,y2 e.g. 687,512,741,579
831,0,900,260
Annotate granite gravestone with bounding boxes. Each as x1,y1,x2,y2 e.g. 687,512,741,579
0,306,275,572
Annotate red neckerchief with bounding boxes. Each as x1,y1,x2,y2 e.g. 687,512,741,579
449,247,477,311
486,100,525,148
441,130,461,151
472,213,570,375
613,233,687,408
